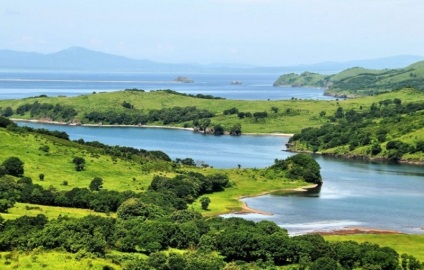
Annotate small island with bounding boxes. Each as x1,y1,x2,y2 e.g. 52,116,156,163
174,76,194,83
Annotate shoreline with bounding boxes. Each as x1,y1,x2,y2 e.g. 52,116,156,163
11,118,294,137
230,184,318,216
317,227,403,236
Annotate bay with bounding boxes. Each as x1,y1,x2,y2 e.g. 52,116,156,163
0,70,335,100
16,122,424,235
17,122,292,169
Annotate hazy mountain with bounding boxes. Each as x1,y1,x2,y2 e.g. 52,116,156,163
0,46,423,73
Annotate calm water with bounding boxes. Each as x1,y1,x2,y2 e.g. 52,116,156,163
5,71,423,235
16,122,424,235
17,122,291,169
0,70,334,100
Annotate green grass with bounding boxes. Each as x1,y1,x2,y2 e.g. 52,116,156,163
325,234,424,261
0,127,308,216
190,167,309,215
1,202,116,220
2,88,423,135
0,128,170,192
274,61,424,96
0,250,123,270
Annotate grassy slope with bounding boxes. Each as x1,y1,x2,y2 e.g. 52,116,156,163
273,61,424,96
2,202,116,220
0,127,307,216
1,88,422,135
0,250,124,270
325,234,424,261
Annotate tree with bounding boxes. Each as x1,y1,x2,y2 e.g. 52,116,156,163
39,173,45,181
2,157,24,177
200,197,211,210
2,106,13,117
229,123,242,136
213,124,225,135
89,177,103,191
72,157,86,171
117,198,150,220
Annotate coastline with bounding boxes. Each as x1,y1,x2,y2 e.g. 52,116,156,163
11,118,294,137
317,227,403,236
230,184,318,216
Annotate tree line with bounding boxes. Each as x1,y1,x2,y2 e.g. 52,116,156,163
1,209,421,269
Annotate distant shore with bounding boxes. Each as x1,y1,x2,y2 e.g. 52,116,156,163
11,118,294,137
317,227,403,235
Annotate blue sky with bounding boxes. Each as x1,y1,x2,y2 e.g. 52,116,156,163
1,0,423,66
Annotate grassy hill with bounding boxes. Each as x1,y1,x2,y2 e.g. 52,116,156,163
0,125,308,217
1,88,423,163
273,61,424,97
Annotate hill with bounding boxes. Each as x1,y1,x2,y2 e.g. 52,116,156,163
1,47,423,73
1,88,423,164
273,61,424,97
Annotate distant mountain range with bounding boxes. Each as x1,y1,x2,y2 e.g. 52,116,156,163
0,46,423,73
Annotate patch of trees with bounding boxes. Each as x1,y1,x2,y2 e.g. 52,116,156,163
0,213,419,269
148,172,230,203
15,101,78,121
0,175,186,214
157,89,225,100
288,99,424,160
270,154,322,184
74,139,171,162
84,106,214,125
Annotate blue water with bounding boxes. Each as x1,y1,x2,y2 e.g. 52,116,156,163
17,122,291,169
0,70,334,100
16,122,424,235
5,70,423,235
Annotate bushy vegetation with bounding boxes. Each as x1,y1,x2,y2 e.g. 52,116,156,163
288,98,424,161
0,212,421,269
270,153,322,184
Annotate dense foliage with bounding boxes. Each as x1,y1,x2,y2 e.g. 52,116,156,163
288,98,424,161
0,212,421,269
15,101,77,121
271,153,322,184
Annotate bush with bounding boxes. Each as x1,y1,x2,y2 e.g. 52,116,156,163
2,157,24,177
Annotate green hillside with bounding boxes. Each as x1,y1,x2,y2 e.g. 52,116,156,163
1,88,423,163
273,61,424,97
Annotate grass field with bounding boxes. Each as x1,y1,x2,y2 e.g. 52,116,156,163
0,250,123,270
325,234,424,261
1,202,116,220
0,127,307,216
1,88,422,134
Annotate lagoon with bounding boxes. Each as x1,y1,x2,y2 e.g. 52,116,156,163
16,122,424,235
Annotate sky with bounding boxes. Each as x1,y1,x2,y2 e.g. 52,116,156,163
1,0,424,66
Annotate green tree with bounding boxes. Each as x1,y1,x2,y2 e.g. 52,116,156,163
2,157,24,177
200,197,211,210
117,198,150,220
2,106,13,117
89,177,103,191
72,157,86,171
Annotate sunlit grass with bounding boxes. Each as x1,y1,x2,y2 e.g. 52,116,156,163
325,234,424,261
2,202,116,220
